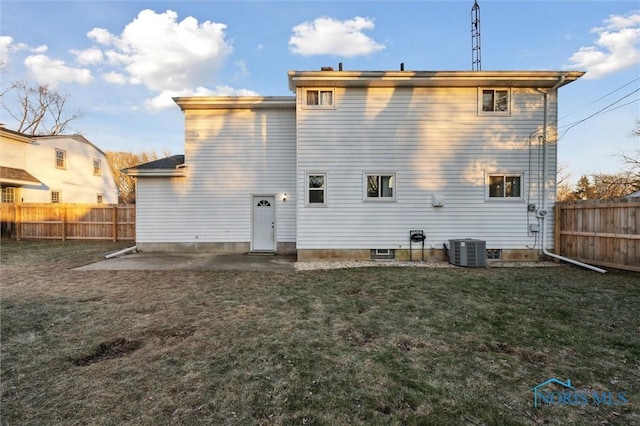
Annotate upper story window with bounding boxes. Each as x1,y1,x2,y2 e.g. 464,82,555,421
488,174,522,199
480,88,510,114
366,173,395,201
304,89,334,108
307,173,326,206
93,159,102,176
55,148,66,169
51,190,61,203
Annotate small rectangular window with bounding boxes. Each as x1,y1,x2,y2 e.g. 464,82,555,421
480,88,510,114
55,149,66,169
97,194,104,204
51,191,61,203
93,159,101,176
366,174,395,200
488,174,522,199
307,173,326,206
1,187,18,203
304,89,334,108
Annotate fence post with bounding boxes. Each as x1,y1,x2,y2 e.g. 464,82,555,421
15,204,21,241
554,203,562,255
62,205,67,241
112,205,118,242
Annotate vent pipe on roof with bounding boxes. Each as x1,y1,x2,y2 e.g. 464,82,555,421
339,62,343,71
321,66,333,71
400,63,405,71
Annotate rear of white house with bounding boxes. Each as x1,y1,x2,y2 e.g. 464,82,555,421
128,69,584,261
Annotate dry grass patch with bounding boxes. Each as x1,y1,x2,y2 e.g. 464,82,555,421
1,241,639,425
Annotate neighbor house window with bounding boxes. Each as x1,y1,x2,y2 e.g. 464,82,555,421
488,174,522,199
366,173,395,200
55,149,66,169
304,89,334,108
480,88,510,114
93,158,101,176
51,191,61,203
1,187,18,203
307,173,326,206
97,194,104,204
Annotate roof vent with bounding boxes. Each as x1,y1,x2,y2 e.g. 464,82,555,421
321,66,334,71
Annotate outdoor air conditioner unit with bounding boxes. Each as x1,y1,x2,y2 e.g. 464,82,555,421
448,239,487,267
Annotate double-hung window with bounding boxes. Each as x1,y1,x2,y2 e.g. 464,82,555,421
93,159,102,176
488,174,522,199
307,173,326,206
480,88,510,114
51,190,61,203
365,173,395,200
55,148,66,169
304,89,334,108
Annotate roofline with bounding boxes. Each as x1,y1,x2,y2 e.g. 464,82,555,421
124,169,187,178
0,127,33,144
33,134,107,156
287,70,585,91
174,96,296,111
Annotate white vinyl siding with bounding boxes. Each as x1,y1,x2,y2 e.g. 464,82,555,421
19,136,118,203
297,86,557,250
135,108,296,245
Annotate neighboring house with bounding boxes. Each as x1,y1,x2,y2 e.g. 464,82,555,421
0,127,118,204
126,69,584,260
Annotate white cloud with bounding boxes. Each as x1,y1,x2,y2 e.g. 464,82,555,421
31,44,48,54
567,12,640,79
234,60,250,79
102,71,128,84
71,47,103,65
289,16,385,57
0,36,28,66
24,54,93,86
89,10,232,93
87,27,115,45
146,85,259,109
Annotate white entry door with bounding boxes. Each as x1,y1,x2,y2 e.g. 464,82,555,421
252,196,275,251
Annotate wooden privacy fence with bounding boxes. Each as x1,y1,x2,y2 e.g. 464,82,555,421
1,203,135,241
555,198,640,272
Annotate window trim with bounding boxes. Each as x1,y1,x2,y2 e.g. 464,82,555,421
364,172,397,202
302,88,336,109
1,187,18,203
478,88,511,115
55,148,66,169
93,158,102,176
486,173,524,201
306,172,327,207
51,190,61,203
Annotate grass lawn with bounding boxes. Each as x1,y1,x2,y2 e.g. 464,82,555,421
1,241,639,425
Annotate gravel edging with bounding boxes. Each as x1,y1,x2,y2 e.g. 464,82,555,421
294,260,564,271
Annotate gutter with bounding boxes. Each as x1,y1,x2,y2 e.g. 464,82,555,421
539,75,606,273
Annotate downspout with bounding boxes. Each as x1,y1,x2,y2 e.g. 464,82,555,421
539,75,606,273
105,245,138,259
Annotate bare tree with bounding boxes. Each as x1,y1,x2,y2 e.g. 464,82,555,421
556,163,575,202
106,151,168,203
0,81,83,135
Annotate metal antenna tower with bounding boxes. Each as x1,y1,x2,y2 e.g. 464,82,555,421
471,1,481,71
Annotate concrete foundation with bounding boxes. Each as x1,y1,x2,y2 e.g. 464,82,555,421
297,248,542,262
137,241,296,255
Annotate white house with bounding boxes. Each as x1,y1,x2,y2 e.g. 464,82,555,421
0,127,118,204
126,69,584,261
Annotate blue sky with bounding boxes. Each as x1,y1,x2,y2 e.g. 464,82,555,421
1,1,639,184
